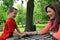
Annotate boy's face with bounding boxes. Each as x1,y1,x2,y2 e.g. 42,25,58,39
9,10,17,18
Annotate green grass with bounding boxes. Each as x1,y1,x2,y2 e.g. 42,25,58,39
0,32,2,34
36,24,46,30
0,24,46,34
18,24,47,32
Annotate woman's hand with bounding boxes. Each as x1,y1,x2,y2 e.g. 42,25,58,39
50,32,54,35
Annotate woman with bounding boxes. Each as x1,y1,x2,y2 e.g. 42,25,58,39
25,2,60,40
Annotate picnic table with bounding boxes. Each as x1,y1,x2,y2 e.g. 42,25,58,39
13,33,56,40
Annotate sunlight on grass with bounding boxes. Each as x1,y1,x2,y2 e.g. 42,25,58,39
0,32,2,35
18,24,47,32
19,28,25,32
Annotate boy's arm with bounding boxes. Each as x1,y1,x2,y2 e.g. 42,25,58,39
13,27,22,36
25,31,37,35
13,30,22,36
15,27,21,33
14,27,27,36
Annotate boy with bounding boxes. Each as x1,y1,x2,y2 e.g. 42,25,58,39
0,7,23,40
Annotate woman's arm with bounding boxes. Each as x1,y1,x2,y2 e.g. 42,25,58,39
40,21,51,34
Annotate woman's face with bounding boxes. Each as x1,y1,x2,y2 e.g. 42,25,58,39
47,7,55,20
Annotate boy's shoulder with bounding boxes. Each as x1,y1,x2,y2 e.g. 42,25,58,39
6,18,15,23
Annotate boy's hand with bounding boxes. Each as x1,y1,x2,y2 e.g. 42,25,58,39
24,32,32,35
20,32,27,37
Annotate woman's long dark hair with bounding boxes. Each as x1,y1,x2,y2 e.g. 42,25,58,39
45,2,60,30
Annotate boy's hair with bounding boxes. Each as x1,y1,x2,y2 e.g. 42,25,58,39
8,7,17,14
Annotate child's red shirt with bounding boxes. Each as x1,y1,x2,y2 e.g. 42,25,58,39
0,18,17,40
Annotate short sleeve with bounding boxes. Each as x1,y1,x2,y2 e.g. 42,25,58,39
0,19,17,40
7,20,17,33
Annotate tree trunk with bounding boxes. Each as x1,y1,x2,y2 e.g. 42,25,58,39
25,0,36,31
